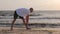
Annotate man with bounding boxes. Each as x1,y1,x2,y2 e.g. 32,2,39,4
11,8,33,30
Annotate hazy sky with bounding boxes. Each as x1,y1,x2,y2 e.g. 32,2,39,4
0,0,60,10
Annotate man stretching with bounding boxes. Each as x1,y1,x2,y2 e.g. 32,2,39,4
11,8,33,30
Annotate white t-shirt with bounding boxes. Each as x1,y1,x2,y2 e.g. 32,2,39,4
16,8,30,17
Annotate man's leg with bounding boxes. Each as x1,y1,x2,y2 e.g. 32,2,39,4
11,19,16,30
19,16,30,29
22,18,30,29
11,11,18,30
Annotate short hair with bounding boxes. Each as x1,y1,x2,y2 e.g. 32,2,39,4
30,8,33,10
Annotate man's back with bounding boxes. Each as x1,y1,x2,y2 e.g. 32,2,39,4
16,8,30,17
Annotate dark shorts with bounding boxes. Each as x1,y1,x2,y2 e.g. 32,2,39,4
14,11,24,19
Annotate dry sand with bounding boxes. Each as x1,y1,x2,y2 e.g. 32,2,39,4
0,27,60,34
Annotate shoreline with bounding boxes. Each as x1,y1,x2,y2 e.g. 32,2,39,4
0,27,60,34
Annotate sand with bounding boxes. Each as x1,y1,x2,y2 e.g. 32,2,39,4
0,27,60,34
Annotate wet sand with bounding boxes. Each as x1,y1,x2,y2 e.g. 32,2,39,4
0,27,60,34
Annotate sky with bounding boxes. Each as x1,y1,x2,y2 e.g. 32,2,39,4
0,0,60,10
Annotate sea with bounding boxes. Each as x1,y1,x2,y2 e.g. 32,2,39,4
0,10,60,28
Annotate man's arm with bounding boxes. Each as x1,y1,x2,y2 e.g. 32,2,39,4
25,15,31,29
26,15,29,23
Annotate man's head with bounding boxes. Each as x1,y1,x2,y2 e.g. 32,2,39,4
29,8,33,12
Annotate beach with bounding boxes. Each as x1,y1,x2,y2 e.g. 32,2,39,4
0,27,60,34
0,10,60,34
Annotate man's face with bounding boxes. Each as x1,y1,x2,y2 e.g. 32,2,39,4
30,8,33,13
